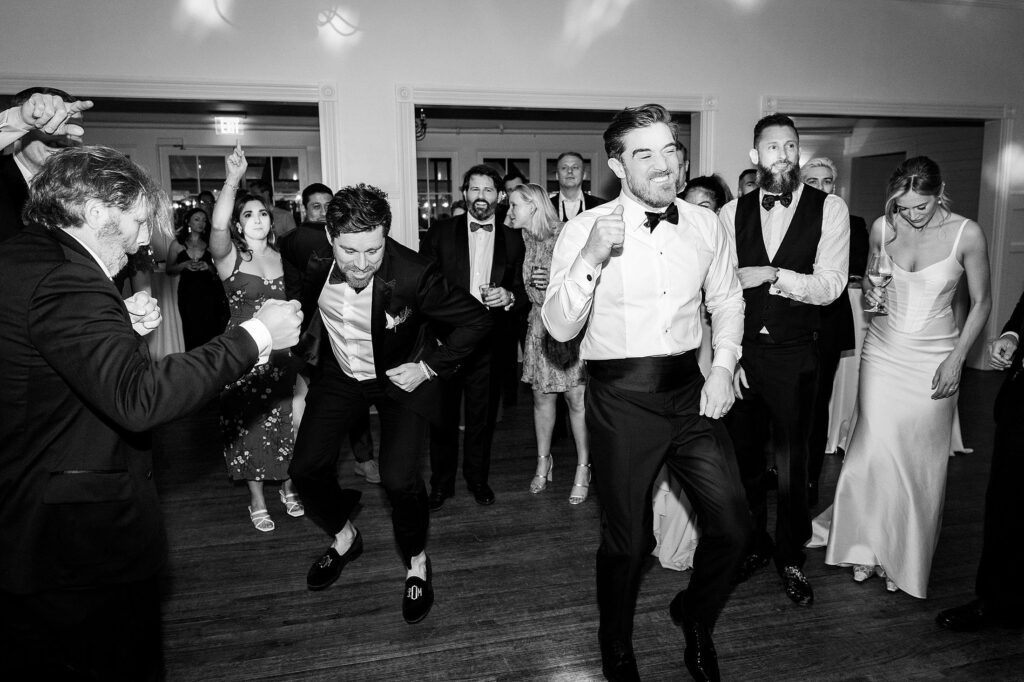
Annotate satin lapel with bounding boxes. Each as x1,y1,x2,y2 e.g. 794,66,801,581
490,224,507,286
453,215,470,290
371,251,393,347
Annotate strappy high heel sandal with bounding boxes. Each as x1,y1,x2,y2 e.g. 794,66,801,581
248,506,275,532
530,454,553,494
279,489,305,517
569,464,591,505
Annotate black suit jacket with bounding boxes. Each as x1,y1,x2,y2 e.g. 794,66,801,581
419,214,527,345
298,237,492,425
0,224,260,594
278,221,333,332
819,214,870,353
995,288,1024,423
550,192,606,222
0,154,29,243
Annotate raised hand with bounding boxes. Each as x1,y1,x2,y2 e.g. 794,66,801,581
18,94,93,138
225,141,247,185
581,204,625,267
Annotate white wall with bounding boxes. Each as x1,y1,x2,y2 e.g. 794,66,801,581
2,0,1023,342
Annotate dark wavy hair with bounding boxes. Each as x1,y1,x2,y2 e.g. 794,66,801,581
230,192,278,258
301,182,333,208
753,113,799,147
326,184,391,240
460,164,502,193
682,175,731,213
23,145,171,238
603,103,673,160
176,207,211,244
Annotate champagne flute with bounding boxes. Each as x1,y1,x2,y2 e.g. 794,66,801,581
865,250,893,314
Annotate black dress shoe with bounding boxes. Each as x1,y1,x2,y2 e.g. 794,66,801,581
781,565,814,606
807,479,819,507
669,591,720,682
599,640,640,682
468,482,495,506
402,558,434,624
428,488,452,512
307,531,363,591
936,599,1023,632
733,551,772,584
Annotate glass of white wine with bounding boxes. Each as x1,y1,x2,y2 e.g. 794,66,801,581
865,250,893,314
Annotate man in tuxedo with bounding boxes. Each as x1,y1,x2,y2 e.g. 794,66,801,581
280,182,382,483
420,164,526,508
737,168,758,197
719,114,850,607
289,184,490,623
0,86,92,243
0,145,302,680
550,151,607,221
801,157,869,505
544,103,749,682
936,290,1024,632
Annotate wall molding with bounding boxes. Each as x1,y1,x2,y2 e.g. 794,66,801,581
395,85,714,244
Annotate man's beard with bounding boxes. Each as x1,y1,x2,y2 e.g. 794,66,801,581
757,160,801,194
468,198,497,221
96,218,137,274
342,264,378,290
625,168,677,209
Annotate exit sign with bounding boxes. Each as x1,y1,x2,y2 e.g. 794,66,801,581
214,117,243,136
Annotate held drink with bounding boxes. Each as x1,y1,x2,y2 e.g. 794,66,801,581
868,274,892,288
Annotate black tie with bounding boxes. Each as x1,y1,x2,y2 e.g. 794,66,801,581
761,193,793,211
644,203,679,231
470,222,493,232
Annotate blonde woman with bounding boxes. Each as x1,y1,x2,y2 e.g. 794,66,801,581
508,183,590,504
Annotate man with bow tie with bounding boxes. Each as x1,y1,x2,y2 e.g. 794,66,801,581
718,114,850,608
544,103,749,682
420,164,526,509
288,184,491,624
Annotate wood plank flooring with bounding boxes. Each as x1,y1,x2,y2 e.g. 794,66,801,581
153,369,1024,681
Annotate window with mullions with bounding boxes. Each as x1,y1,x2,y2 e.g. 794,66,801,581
482,157,531,184
168,153,300,224
417,156,454,232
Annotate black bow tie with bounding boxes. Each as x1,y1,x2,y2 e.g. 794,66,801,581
761,193,793,211
644,203,679,231
470,222,493,232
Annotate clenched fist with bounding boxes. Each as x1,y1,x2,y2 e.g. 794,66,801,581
581,204,625,267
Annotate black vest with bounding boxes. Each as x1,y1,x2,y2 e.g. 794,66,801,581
734,187,826,344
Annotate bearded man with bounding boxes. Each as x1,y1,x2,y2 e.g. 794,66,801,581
288,184,490,624
419,164,526,509
718,114,850,607
544,104,749,682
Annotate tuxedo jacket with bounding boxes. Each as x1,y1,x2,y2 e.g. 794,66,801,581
819,214,870,353
278,221,333,331
0,154,29,243
0,224,260,594
550,192,607,222
298,237,492,425
419,213,527,347
995,288,1024,423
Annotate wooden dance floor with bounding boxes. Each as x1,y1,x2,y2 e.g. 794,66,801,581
154,368,1023,681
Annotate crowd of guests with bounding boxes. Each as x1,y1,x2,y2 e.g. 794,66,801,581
0,87,1019,682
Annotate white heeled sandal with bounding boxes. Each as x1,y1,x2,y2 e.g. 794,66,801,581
530,454,553,494
569,464,591,505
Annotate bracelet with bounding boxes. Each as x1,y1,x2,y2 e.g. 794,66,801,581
223,182,238,190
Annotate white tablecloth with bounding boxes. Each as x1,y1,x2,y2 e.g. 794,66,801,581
146,266,185,360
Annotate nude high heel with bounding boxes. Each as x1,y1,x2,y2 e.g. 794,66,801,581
530,454,553,494
569,464,591,505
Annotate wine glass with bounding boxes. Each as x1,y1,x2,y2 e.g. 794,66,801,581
865,250,893,314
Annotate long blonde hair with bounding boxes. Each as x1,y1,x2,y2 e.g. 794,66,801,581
511,182,560,241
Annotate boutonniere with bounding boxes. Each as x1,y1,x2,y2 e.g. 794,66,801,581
385,305,412,331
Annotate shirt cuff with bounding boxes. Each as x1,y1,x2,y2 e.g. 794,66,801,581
239,319,273,366
568,253,601,292
0,107,31,133
772,267,795,295
711,348,740,376
1001,331,1019,342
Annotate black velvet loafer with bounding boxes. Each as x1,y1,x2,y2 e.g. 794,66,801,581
306,530,363,591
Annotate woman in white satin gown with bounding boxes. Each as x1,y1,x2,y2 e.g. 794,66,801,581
809,156,991,597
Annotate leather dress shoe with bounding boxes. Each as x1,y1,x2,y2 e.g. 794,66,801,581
781,565,814,606
468,482,495,506
733,550,772,584
307,530,363,591
669,591,720,682
936,599,1024,632
428,488,452,512
402,558,434,624
599,640,640,682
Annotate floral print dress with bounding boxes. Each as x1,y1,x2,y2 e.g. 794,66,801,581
220,251,295,481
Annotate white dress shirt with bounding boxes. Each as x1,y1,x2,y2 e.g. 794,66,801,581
542,193,744,374
556,191,586,222
467,216,495,302
319,264,377,381
718,184,850,306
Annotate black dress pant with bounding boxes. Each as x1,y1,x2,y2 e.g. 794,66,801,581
587,354,749,647
975,372,1024,610
429,343,501,492
290,355,428,566
808,335,843,486
726,339,818,570
1,577,162,681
